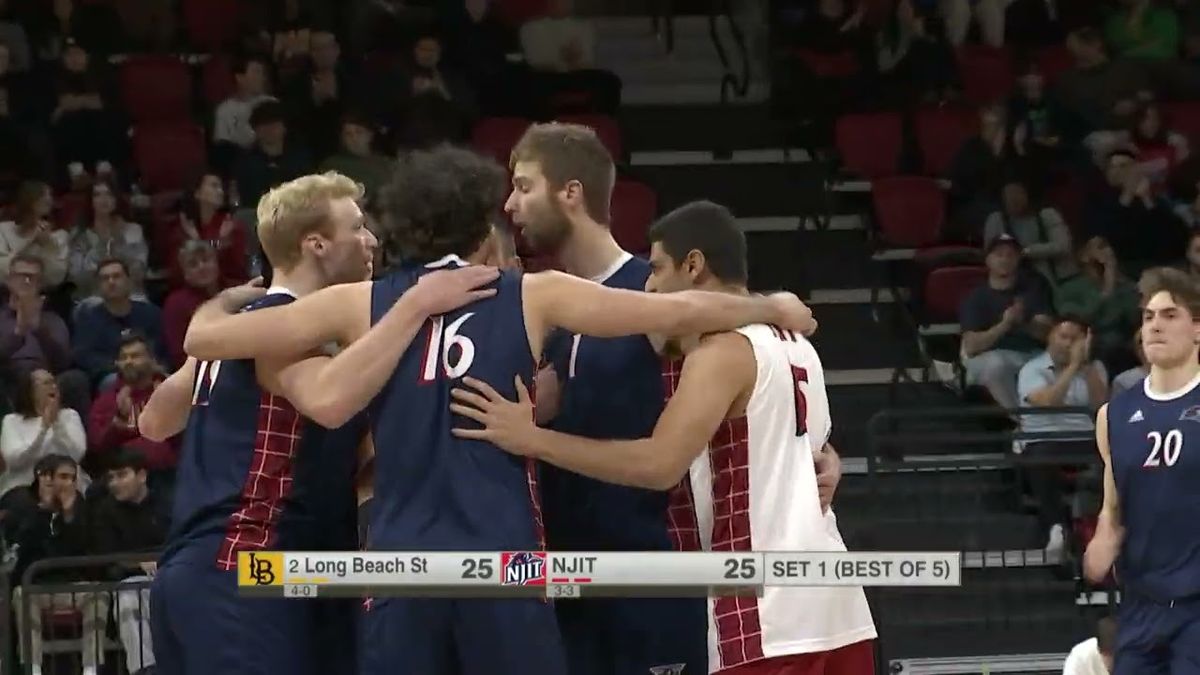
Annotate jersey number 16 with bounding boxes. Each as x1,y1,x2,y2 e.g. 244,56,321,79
421,314,477,382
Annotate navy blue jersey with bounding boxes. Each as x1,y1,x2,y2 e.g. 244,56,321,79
1107,373,1200,601
162,292,366,568
366,256,541,551
539,255,671,551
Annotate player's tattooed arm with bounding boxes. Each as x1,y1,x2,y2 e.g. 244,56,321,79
138,357,197,441
1084,404,1124,584
522,272,815,352
452,333,754,490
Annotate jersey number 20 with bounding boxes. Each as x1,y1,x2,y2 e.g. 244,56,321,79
1144,429,1183,468
421,314,476,382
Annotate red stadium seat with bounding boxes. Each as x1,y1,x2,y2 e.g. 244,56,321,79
54,192,89,230
957,46,1014,106
921,265,987,324
201,54,236,107
871,176,946,249
1034,45,1074,84
609,179,657,254
792,49,860,78
556,114,623,160
1165,101,1200,147
471,117,531,166
835,112,903,179
120,55,192,124
133,123,206,193
492,0,551,27
183,0,242,52
914,106,978,177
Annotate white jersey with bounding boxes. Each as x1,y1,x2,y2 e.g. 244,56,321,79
665,324,876,673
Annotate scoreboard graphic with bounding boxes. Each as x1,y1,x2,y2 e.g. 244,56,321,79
237,551,961,599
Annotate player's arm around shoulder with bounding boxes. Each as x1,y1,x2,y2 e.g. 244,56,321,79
1084,403,1124,583
138,358,198,441
520,271,816,351
184,282,371,361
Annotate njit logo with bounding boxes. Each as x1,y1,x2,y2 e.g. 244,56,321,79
649,665,686,675
500,551,546,586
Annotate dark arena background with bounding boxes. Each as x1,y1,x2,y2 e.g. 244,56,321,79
2,0,1199,673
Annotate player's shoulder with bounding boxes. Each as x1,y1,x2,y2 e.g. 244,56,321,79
690,331,756,370
602,254,650,290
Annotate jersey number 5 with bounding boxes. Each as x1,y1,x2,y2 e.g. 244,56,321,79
1144,429,1183,468
421,314,476,382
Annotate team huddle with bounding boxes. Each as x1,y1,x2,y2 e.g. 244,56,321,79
129,122,877,675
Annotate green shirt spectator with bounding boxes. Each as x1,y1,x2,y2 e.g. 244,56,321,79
318,114,394,201
1055,236,1141,364
1105,1,1181,61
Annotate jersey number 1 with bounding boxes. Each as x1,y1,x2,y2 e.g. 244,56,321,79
421,314,476,382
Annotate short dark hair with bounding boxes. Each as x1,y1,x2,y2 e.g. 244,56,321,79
250,100,286,128
97,257,130,277
1097,616,1117,654
109,448,147,473
34,454,76,478
510,122,615,224
647,200,748,285
118,329,150,354
1139,266,1200,318
379,145,506,263
232,52,268,78
1054,313,1091,333
9,252,44,273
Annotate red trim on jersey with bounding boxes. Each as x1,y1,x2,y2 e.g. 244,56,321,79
710,416,764,669
215,392,303,570
662,358,702,551
526,374,546,550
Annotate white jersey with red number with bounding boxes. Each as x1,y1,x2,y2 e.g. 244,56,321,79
667,324,876,673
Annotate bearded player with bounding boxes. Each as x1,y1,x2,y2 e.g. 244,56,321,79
1085,267,1200,674
453,201,877,675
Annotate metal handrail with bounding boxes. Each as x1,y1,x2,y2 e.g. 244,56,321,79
17,552,160,675
708,0,752,106
650,0,676,54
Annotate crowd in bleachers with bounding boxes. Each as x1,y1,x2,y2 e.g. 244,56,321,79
777,0,1199,565
0,0,649,670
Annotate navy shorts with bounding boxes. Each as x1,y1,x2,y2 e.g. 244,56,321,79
358,597,567,675
556,597,708,675
1116,595,1200,674
150,560,318,675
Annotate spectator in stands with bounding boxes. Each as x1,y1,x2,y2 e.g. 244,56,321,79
232,100,313,208
1009,60,1066,169
90,448,168,675
268,0,315,78
795,0,869,54
0,181,68,287
72,259,164,387
162,241,223,368
24,0,122,63
1129,102,1190,193
399,32,477,147
519,0,622,115
1086,149,1189,273
946,105,1017,243
0,0,31,73
983,175,1076,287
213,53,275,152
167,172,247,287
1063,615,1116,674
0,370,86,510
1111,331,1148,397
959,234,1054,409
1105,0,1181,62
112,0,176,52
320,113,394,200
1055,236,1141,373
1017,315,1107,560
350,0,432,56
1053,27,1149,140
50,39,126,186
1003,0,1093,49
439,0,526,116
88,331,176,477
0,254,90,413
283,29,358,160
875,0,958,107
9,454,107,675
68,177,148,300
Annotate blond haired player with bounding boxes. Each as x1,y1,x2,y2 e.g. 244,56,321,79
452,200,877,675
138,172,497,675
